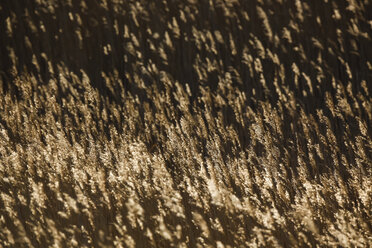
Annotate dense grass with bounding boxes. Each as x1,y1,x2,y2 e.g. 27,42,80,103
0,0,371,247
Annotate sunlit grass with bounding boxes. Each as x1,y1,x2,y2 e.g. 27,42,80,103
0,0,371,247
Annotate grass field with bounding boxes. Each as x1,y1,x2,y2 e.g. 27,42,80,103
0,0,371,247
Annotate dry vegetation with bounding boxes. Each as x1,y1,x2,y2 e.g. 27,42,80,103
0,0,372,247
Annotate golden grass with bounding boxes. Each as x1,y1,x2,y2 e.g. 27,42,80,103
0,0,371,247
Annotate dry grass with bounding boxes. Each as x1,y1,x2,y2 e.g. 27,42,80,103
0,0,371,247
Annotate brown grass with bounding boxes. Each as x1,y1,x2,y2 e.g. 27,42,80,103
0,0,371,247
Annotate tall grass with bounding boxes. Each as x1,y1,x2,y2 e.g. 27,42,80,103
0,0,371,247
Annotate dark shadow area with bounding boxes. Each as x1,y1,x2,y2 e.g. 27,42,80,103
0,0,371,121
